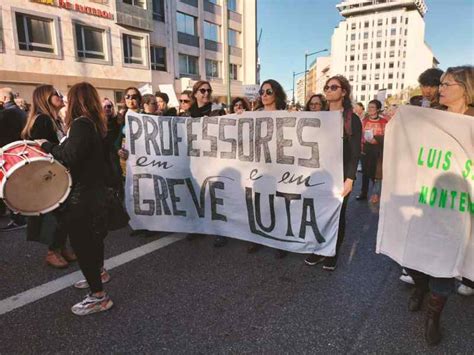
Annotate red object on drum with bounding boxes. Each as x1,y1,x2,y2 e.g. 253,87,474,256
0,140,72,215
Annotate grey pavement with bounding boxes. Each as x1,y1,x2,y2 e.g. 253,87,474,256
0,179,473,353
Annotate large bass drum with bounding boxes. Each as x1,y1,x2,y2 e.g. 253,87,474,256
0,140,72,215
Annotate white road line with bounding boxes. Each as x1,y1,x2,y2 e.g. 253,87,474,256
0,233,186,316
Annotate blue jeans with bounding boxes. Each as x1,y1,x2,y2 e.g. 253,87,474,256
406,268,454,298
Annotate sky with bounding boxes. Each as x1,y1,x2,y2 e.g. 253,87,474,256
257,0,474,93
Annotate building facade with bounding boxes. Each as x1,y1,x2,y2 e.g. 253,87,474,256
331,0,437,105
0,0,257,104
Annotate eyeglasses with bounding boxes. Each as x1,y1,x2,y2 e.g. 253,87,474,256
439,82,460,89
198,88,212,95
51,90,63,99
323,85,342,92
103,104,113,109
179,99,190,103
125,94,139,100
259,88,274,96
309,102,322,106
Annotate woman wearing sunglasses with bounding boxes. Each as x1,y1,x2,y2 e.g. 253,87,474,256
189,80,225,118
304,94,327,112
187,81,227,247
404,65,474,346
36,82,113,316
247,79,290,258
178,90,192,116
22,85,77,269
305,75,361,271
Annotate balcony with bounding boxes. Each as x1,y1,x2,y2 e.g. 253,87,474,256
205,39,222,52
180,0,198,7
228,10,241,23
204,1,221,14
229,45,242,57
178,32,200,48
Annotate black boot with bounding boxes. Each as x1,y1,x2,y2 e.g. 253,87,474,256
408,287,428,312
424,293,447,346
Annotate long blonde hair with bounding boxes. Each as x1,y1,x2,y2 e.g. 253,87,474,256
22,85,59,139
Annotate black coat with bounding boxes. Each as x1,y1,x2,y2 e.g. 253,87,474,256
189,102,225,118
0,102,27,147
343,111,362,180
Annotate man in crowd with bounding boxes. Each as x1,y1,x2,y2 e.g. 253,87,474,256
409,68,444,108
0,87,28,230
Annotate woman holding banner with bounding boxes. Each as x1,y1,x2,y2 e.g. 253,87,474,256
187,81,228,247
247,79,290,259
305,75,361,270
405,65,474,346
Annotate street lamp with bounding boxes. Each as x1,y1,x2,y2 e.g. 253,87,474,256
304,48,328,102
292,70,308,105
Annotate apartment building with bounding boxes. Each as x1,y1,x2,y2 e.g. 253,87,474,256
0,0,257,104
330,0,438,105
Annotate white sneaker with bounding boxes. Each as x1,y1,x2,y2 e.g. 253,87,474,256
74,269,111,289
457,284,474,296
399,269,414,285
71,293,113,316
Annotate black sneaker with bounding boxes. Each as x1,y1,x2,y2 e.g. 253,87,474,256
304,254,326,266
322,257,337,271
213,236,228,248
0,220,27,232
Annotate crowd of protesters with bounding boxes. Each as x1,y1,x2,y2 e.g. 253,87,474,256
0,66,472,346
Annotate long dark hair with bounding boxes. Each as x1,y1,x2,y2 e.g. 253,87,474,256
66,82,107,138
256,79,287,110
304,94,327,111
22,85,59,139
325,75,352,111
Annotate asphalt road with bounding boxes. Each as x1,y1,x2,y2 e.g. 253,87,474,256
0,179,473,353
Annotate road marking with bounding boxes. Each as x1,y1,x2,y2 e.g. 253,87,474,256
0,233,186,316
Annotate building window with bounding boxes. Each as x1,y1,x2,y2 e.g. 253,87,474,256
349,65,354,71
361,85,366,91
376,30,382,38
75,24,105,60
375,63,380,69
361,74,366,81
375,52,381,59
388,73,393,79
391,28,396,36
376,41,382,48
364,21,369,28
374,84,379,90
377,19,383,26
123,0,146,9
405,18,408,25
351,33,356,40
389,62,394,68
228,29,239,46
350,55,355,61
15,13,55,53
123,34,144,65
228,0,237,11
351,23,356,30
350,44,355,51
204,21,219,42
150,46,166,71
177,12,196,35
391,17,397,24
388,83,393,89
389,50,395,58
363,32,369,39
349,75,354,81
390,39,396,47
205,59,220,78
362,64,367,70
361,95,365,101
375,73,380,80
179,53,198,75
152,0,165,21
362,53,367,60
363,43,368,50
229,63,238,80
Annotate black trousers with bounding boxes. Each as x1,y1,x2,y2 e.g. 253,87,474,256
48,223,68,251
60,187,106,293
332,193,350,261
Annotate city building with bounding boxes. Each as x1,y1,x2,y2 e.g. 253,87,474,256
330,0,438,105
295,75,305,105
0,0,257,105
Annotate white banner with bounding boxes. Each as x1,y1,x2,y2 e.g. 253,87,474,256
376,106,474,279
125,111,344,254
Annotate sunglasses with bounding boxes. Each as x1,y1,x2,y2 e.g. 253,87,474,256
103,104,113,109
323,85,342,92
50,90,63,99
125,94,139,100
259,88,274,96
198,88,212,95
180,99,190,103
